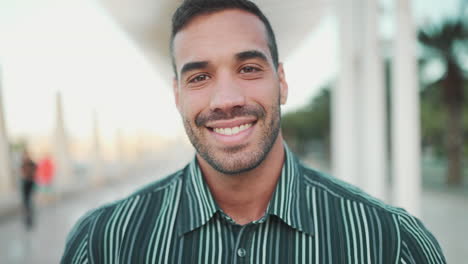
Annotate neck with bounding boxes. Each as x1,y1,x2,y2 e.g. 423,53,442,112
197,135,285,225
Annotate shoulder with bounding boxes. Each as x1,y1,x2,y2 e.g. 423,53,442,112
299,163,446,263
61,167,187,263
300,164,396,212
80,167,185,224
91,167,186,219
396,209,446,263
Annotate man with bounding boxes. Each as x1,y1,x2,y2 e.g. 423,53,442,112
62,0,446,263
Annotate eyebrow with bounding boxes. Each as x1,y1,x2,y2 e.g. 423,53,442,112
179,50,268,77
180,61,209,76
235,50,268,63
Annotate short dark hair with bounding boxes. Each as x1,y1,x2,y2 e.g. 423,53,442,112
170,0,279,78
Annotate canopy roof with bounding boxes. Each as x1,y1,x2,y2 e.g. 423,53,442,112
100,0,327,81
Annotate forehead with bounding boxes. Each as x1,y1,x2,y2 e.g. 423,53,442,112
172,9,272,70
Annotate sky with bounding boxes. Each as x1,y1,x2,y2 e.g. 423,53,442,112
0,0,461,155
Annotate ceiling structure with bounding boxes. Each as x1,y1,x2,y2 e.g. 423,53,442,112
99,0,329,83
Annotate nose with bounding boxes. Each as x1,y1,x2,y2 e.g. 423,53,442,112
209,72,246,112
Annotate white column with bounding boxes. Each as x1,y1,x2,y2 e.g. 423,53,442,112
54,92,73,189
91,111,104,185
0,68,13,193
392,0,421,216
333,0,360,185
361,0,387,201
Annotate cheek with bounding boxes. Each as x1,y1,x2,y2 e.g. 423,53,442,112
179,90,210,120
243,80,280,108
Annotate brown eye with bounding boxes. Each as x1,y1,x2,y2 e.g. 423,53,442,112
240,66,260,74
190,74,210,83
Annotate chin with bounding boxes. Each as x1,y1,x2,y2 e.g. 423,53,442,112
202,144,267,175
210,158,263,175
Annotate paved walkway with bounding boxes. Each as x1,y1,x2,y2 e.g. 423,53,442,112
422,186,468,263
0,155,466,263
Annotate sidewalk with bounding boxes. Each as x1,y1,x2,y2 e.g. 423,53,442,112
0,191,22,223
0,158,179,224
0,181,97,225
422,185,468,263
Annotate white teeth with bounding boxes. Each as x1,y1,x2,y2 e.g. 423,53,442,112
213,123,252,136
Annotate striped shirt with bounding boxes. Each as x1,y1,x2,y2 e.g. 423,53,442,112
61,145,446,263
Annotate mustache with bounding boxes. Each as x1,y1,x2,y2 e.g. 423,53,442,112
195,105,265,127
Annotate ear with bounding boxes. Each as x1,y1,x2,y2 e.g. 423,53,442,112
277,63,288,105
173,78,181,112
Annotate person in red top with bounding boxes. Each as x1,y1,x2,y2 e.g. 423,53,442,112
35,155,54,187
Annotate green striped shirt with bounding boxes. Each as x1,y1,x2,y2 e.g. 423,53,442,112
61,146,445,263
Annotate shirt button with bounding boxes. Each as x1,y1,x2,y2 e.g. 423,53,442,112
237,248,247,257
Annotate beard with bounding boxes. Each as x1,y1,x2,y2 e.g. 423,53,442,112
182,102,281,175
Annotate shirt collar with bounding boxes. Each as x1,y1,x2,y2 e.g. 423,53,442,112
265,144,314,236
176,158,219,237
176,143,314,237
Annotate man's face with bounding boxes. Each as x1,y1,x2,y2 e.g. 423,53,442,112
172,9,288,174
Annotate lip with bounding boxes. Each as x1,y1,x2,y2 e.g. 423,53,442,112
205,117,257,129
207,120,256,146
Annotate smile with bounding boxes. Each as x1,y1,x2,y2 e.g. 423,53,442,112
212,123,253,136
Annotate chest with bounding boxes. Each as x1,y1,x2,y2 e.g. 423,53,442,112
101,216,398,264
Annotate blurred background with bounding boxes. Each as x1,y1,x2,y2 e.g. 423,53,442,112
0,0,467,263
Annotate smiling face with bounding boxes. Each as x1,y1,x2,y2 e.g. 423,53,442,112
172,9,288,175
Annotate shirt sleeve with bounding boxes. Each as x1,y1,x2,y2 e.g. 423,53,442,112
397,210,446,263
61,210,99,264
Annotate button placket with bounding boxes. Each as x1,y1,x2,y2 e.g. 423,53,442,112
233,225,251,264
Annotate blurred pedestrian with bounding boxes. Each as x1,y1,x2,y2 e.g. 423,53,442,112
20,150,37,230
